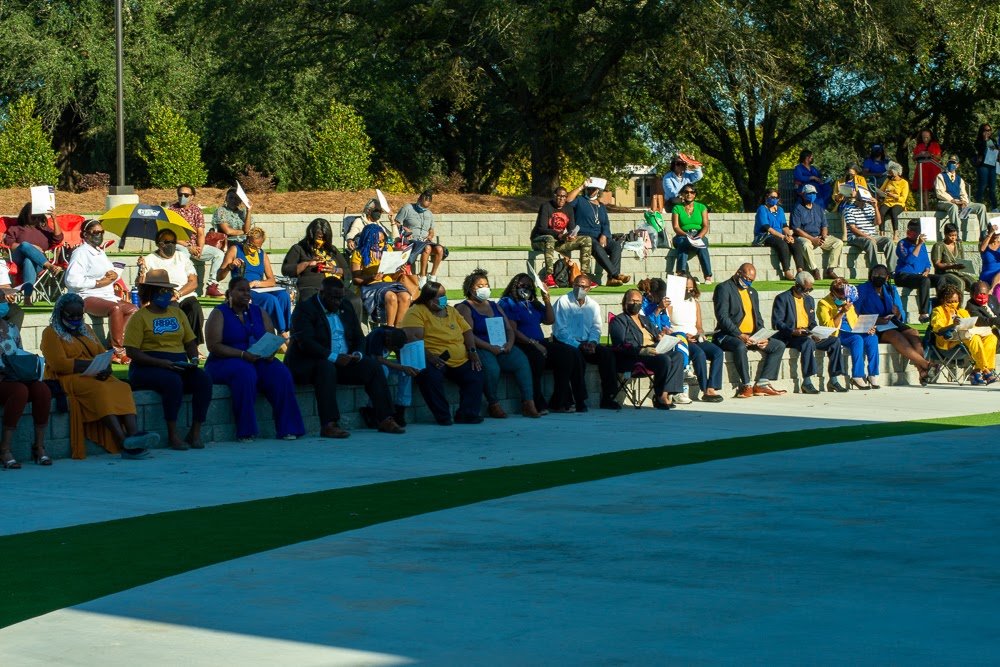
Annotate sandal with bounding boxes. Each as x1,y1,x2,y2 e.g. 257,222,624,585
1,453,21,470
31,446,53,466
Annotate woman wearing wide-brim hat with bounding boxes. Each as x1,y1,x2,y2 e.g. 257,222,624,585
124,269,214,451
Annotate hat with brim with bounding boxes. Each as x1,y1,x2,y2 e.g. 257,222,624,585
947,154,959,164
801,184,818,194
142,269,177,289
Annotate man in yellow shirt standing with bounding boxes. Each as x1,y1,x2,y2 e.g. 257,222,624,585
712,263,787,398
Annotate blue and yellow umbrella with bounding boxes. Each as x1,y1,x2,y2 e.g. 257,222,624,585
99,204,195,249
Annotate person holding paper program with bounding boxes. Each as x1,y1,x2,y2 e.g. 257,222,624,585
455,269,539,419
4,202,64,305
659,275,726,402
932,223,978,290
211,188,251,246
670,186,714,284
350,224,418,327
816,278,880,390
930,284,998,385
894,219,946,322
125,270,213,451
712,263,787,398
217,227,292,336
608,290,685,409
205,277,305,441
0,315,51,468
566,182,630,286
934,155,988,239
772,272,847,393
41,294,158,460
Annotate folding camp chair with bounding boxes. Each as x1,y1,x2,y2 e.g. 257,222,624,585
608,312,656,408
0,214,82,305
922,326,973,385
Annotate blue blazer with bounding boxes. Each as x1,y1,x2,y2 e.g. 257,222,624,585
772,289,818,337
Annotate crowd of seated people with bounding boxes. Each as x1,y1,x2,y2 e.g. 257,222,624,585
3,163,1000,467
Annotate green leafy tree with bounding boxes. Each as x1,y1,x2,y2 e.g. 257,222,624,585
0,96,60,188
139,105,207,188
304,100,374,190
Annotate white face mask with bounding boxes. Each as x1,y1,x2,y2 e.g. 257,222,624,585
179,195,190,206
474,286,491,301
573,287,587,302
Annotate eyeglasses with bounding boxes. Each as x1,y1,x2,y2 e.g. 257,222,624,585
159,240,177,246
179,192,193,197
681,190,695,195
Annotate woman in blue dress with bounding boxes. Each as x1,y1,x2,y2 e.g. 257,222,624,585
217,227,292,335
204,277,304,441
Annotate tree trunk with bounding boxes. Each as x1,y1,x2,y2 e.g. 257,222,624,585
529,123,562,197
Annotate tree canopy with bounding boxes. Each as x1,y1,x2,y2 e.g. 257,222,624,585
0,0,998,209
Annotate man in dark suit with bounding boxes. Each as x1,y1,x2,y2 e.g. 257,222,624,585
284,276,405,437
712,263,787,398
772,271,847,394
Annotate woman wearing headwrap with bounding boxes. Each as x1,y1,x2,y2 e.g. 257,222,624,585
350,224,418,326
40,293,157,459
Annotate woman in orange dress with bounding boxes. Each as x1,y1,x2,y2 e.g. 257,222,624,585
40,294,158,459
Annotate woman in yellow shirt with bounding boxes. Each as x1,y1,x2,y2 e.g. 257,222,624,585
832,164,871,210
930,284,997,385
878,162,909,240
350,224,418,326
817,278,880,389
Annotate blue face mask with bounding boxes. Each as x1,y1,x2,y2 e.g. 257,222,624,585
62,317,84,332
740,275,753,288
766,197,779,207
437,295,448,309
947,163,957,173
0,302,8,319
805,193,817,204
152,291,174,309
834,297,846,306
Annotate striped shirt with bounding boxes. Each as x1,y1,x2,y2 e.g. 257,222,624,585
844,203,878,241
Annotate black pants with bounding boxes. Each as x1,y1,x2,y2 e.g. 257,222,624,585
894,272,946,316
764,235,793,272
515,340,551,410
415,360,484,423
714,333,786,386
580,343,621,401
589,237,622,278
179,296,205,345
879,205,903,235
290,356,392,426
547,339,588,408
615,349,684,395
778,334,845,378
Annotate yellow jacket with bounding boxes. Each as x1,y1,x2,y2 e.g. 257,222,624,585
817,293,858,335
882,176,910,209
930,305,968,350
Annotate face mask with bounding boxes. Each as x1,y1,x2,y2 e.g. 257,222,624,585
834,297,846,306
152,291,174,309
685,289,696,299
179,195,190,206
766,197,779,207
516,288,532,301
805,193,817,204
87,232,104,247
474,287,491,302
160,243,176,258
739,275,753,288
437,295,449,309
369,211,382,221
871,276,887,289
626,303,642,315
587,191,600,201
947,163,957,173
0,302,9,319
974,294,990,305
573,287,587,301
906,230,918,241
413,204,426,213
62,316,84,332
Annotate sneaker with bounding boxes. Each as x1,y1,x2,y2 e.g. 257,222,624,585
672,392,692,404
418,275,428,288
986,371,999,385
543,274,557,289
971,371,987,386
427,274,437,284
205,283,223,298
684,366,697,381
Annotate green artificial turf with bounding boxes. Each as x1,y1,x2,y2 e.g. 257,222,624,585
1,411,999,627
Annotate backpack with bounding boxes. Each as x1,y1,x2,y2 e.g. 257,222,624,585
643,210,664,233
551,257,581,287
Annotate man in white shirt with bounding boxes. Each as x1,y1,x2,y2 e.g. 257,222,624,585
64,219,137,361
137,229,204,344
935,155,989,238
550,275,621,411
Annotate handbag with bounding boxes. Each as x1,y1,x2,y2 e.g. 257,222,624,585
204,231,228,249
1,352,42,382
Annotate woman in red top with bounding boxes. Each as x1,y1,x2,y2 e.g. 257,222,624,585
2,203,64,305
911,129,943,198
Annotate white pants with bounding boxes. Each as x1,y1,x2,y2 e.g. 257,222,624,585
178,244,226,288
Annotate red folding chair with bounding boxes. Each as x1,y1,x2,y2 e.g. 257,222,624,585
1,213,84,304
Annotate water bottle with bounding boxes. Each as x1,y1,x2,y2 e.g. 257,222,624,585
130,286,140,307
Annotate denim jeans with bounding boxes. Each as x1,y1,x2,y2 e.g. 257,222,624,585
976,164,997,210
672,235,713,277
11,243,49,297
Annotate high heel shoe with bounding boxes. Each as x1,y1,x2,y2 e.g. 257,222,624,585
850,377,870,390
31,447,53,466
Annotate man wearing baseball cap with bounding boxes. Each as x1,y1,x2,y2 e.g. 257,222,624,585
790,184,843,280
